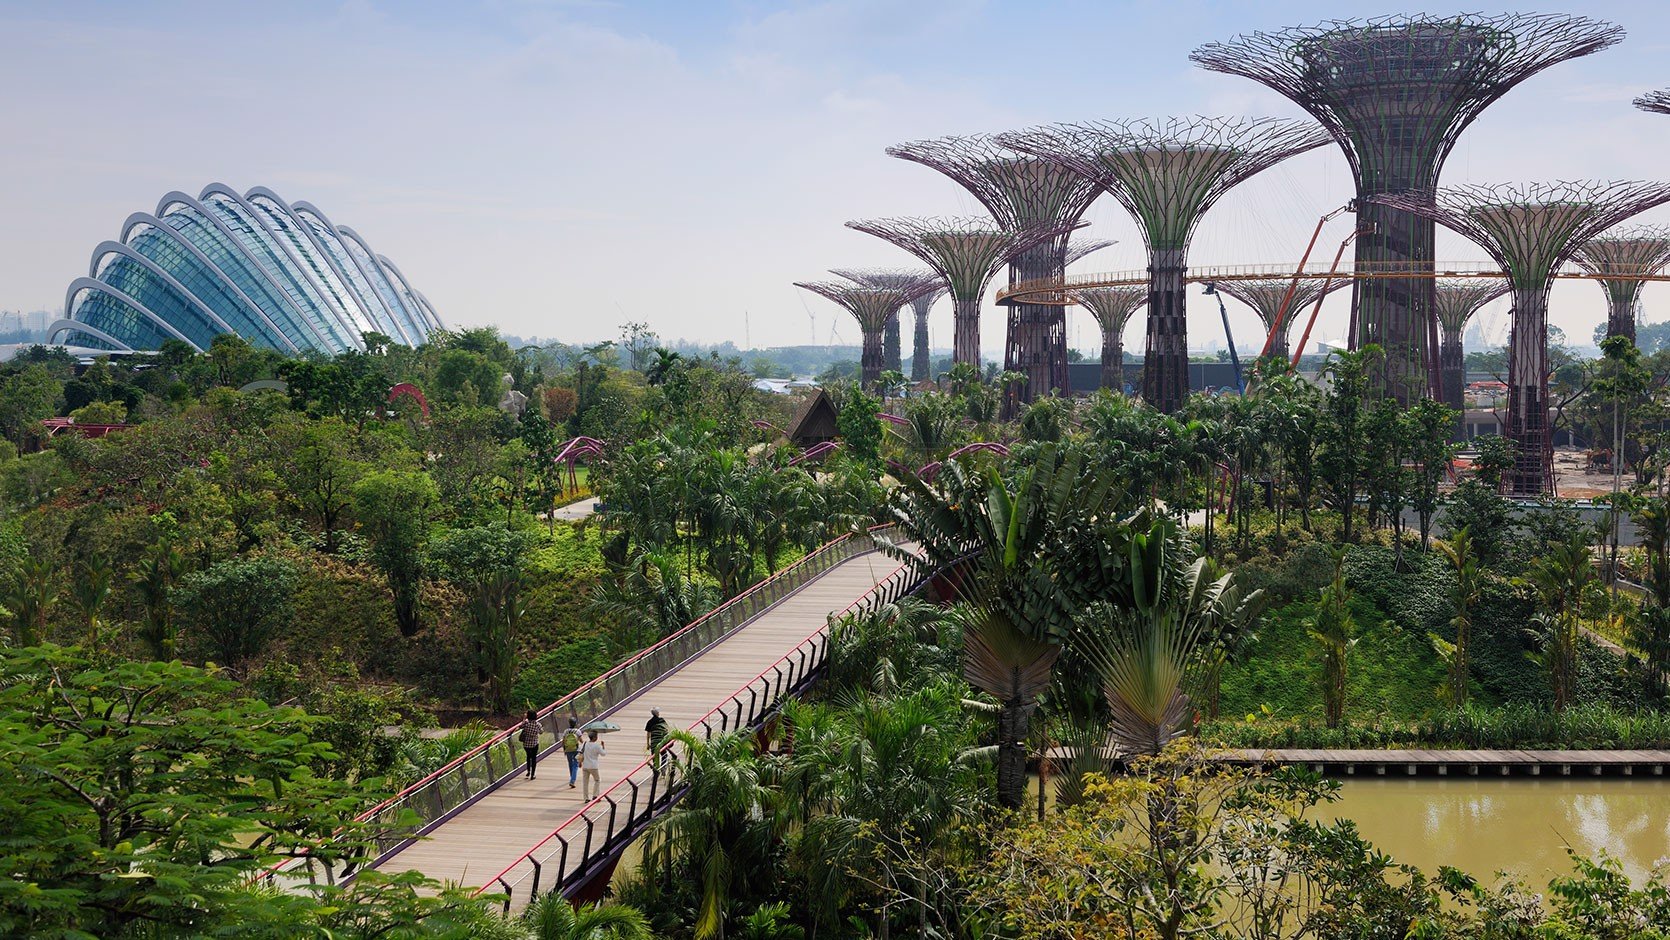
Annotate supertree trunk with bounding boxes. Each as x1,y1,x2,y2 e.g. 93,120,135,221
1144,249,1189,412
861,327,885,389
1607,298,1636,344
1102,329,1123,392
884,311,903,372
1355,201,1438,403
912,307,932,381
1005,242,1072,405
953,296,982,369
1439,329,1466,413
1506,287,1552,495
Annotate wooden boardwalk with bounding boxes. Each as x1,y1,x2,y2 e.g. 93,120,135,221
374,547,910,891
1223,748,1670,776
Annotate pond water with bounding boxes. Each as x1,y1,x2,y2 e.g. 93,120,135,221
1328,778,1670,885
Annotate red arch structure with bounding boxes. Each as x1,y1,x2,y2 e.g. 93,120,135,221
388,383,431,419
919,442,1009,480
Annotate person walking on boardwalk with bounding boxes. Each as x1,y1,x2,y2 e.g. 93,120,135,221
519,710,542,780
645,707,669,766
560,717,582,789
580,729,606,800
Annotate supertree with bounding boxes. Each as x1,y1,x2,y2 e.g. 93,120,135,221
887,136,1103,402
846,216,1079,372
999,116,1330,412
1432,278,1509,413
1637,89,1670,115
1209,277,1349,359
906,283,947,383
1375,181,1670,494
829,268,945,373
1571,227,1670,343
1069,286,1147,393
793,280,915,388
1065,237,1117,267
1192,14,1625,402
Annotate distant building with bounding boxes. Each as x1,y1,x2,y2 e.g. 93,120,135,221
51,184,441,355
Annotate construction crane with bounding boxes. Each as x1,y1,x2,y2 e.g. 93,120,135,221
1201,282,1244,394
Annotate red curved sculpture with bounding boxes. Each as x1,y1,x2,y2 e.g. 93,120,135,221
387,383,431,419
919,442,1009,480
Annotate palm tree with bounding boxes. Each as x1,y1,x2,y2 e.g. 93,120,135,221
951,604,1058,809
645,730,784,940
1308,549,1355,728
68,556,112,646
3,554,56,646
134,544,186,659
1526,535,1595,713
1436,528,1480,707
522,892,651,940
1074,521,1261,756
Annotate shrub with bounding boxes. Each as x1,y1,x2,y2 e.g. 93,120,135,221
510,636,616,712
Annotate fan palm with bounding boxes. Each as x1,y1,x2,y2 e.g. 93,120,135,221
949,604,1059,808
1075,521,1262,757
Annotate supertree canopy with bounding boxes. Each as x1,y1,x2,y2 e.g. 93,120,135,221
1192,14,1625,403
1065,237,1117,267
1571,227,1670,343
846,216,1078,370
1637,89,1670,115
829,268,945,373
999,116,1329,412
1432,278,1510,413
1069,286,1148,393
887,136,1103,403
1375,181,1670,495
794,280,918,388
1210,277,1348,359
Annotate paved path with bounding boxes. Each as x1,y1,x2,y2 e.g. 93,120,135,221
549,496,599,521
373,546,910,892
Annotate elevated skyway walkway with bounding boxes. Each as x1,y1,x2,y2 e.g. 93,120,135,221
273,526,932,910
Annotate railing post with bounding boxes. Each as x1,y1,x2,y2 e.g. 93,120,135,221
497,876,512,914
529,856,542,898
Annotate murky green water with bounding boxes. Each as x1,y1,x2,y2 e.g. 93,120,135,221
1329,778,1670,885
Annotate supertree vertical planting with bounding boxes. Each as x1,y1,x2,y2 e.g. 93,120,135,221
1192,14,1625,402
1433,278,1509,413
1000,116,1329,412
887,137,1103,402
1210,277,1348,359
1572,227,1670,343
794,280,915,388
829,268,945,373
1376,182,1670,494
846,216,1078,372
907,284,947,383
1069,286,1147,393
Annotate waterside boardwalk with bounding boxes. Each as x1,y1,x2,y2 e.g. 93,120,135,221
1223,748,1670,777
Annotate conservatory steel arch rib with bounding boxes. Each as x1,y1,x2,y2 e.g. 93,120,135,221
243,186,380,343
289,201,415,346
117,214,302,354
56,278,198,351
87,241,241,350
320,216,429,344
197,184,363,352
154,192,337,352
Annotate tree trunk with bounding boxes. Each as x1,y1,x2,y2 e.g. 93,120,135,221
996,699,1032,810
952,296,982,369
861,328,884,389
1352,197,1435,404
1102,327,1123,393
912,299,933,382
1144,249,1188,413
1506,288,1553,495
884,309,903,373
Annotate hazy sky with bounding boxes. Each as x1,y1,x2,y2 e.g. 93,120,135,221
6,0,1670,356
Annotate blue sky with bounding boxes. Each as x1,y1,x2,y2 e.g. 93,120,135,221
5,0,1670,354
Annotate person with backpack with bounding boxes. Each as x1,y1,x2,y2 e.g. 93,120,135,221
560,717,582,789
519,710,542,780
645,707,669,766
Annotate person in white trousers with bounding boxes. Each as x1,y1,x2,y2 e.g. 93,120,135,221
580,730,606,800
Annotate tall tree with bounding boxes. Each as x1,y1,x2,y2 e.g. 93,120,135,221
353,470,440,637
431,524,533,714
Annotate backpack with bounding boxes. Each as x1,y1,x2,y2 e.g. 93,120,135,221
562,729,581,752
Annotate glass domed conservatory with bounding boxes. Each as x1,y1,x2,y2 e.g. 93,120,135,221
50,184,442,355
